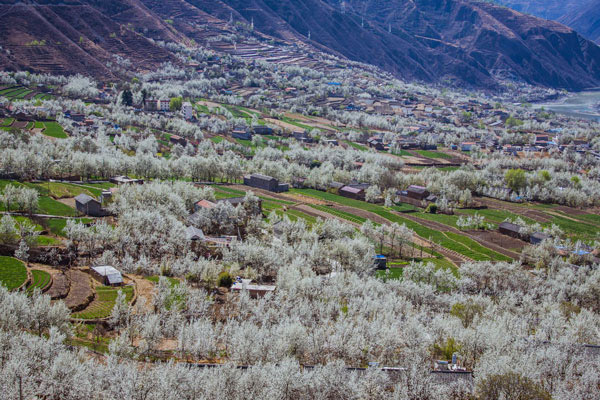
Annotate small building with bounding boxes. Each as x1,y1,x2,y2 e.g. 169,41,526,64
244,174,289,193
293,131,313,143
232,128,252,141
530,232,550,245
461,142,475,152
231,279,276,298
181,102,193,120
75,194,107,217
110,176,143,185
499,222,524,239
158,99,170,111
170,135,187,147
406,185,430,201
324,139,339,146
90,266,123,286
185,226,205,241
194,199,217,212
373,255,387,270
339,186,365,201
252,126,273,136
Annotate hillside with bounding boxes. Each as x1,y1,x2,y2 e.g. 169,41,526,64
0,0,176,78
167,0,600,90
1,0,600,90
559,0,600,44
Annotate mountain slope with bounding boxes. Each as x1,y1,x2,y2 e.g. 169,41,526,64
0,0,176,78
203,0,600,90
0,0,599,90
559,0,600,44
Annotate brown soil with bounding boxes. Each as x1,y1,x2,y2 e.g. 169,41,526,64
47,272,70,300
466,230,526,252
64,269,94,311
58,198,76,208
553,205,588,216
130,275,155,312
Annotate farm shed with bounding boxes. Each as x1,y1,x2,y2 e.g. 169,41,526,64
499,222,524,239
231,279,275,298
244,174,289,193
530,232,550,245
75,194,107,217
406,185,430,200
252,126,273,135
185,226,205,241
373,255,387,270
110,176,143,185
339,186,365,201
90,266,123,286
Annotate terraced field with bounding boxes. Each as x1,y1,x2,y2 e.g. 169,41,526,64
71,285,134,320
0,257,27,291
26,270,51,294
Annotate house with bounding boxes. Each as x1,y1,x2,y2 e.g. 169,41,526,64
367,137,385,151
158,99,170,111
169,135,187,147
339,186,365,201
293,131,313,143
530,232,550,245
75,194,107,217
194,199,217,212
324,139,339,146
181,102,193,120
90,266,123,286
231,279,276,298
499,222,524,239
232,127,252,141
252,126,274,136
461,142,475,152
244,174,289,193
185,226,205,241
110,176,143,185
406,185,430,201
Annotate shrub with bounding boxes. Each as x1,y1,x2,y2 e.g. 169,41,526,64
217,271,233,288
425,203,438,214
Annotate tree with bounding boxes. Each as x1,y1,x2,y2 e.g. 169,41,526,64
476,372,552,400
121,89,133,107
170,97,183,112
15,240,29,267
505,169,526,192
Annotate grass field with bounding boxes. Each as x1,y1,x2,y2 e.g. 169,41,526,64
344,140,369,151
414,150,453,159
0,180,80,216
293,189,511,261
0,257,27,291
309,204,367,224
26,270,51,294
210,136,224,144
71,285,134,320
42,122,68,139
47,218,93,236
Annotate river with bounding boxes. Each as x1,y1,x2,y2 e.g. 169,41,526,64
535,90,600,121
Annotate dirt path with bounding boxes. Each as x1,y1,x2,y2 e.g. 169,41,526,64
130,275,155,312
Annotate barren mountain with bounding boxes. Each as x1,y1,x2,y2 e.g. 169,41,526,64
559,0,600,44
1,0,600,90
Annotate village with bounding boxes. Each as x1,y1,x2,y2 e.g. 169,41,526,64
0,19,599,399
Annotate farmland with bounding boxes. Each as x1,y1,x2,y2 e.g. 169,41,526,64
71,285,134,320
0,257,27,291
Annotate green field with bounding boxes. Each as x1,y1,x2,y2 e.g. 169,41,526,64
42,122,68,139
309,204,367,224
0,181,80,216
344,140,369,151
0,257,27,291
210,136,224,144
414,150,453,159
26,270,51,294
293,189,511,261
71,285,134,320
47,218,93,236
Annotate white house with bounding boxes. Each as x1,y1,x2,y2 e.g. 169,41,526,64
182,101,193,120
